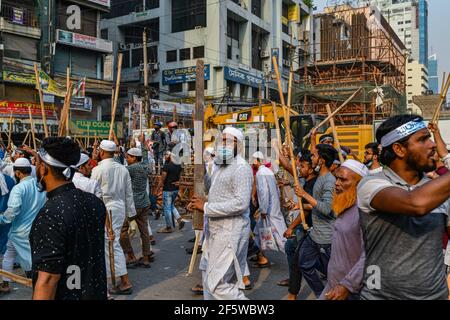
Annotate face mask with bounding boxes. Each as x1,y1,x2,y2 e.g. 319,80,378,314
365,160,373,168
215,147,234,164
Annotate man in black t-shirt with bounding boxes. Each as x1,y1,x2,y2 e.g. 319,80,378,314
156,151,185,233
27,138,107,300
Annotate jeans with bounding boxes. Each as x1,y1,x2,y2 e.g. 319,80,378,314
288,228,308,295
298,234,331,298
163,190,181,228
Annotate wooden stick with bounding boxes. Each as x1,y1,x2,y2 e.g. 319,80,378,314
109,53,123,140
432,74,450,124
59,82,74,137
326,104,344,164
33,64,49,137
187,229,201,276
272,102,283,152
27,106,37,150
66,66,71,136
22,130,30,146
272,58,308,231
7,112,13,150
303,87,362,141
0,269,32,287
105,210,116,287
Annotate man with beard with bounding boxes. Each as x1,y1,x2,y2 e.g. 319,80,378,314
28,138,107,300
358,115,450,300
0,158,45,294
294,144,338,298
188,127,253,300
320,159,368,300
364,143,383,175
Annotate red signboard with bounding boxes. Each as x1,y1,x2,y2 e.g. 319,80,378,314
0,101,56,119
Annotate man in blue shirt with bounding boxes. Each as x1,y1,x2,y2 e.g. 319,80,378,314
0,172,15,254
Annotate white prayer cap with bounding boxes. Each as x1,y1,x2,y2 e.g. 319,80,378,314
100,140,116,152
75,153,90,168
13,158,31,168
252,151,265,160
223,126,244,142
127,147,142,157
341,159,369,178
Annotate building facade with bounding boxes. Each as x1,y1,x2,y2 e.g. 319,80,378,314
406,59,428,114
101,0,312,107
427,53,438,94
0,0,114,140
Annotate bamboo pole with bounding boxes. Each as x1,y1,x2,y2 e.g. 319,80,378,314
326,104,344,164
105,210,116,287
272,57,308,231
431,74,450,125
22,130,30,146
59,82,74,137
272,102,283,152
27,106,37,150
0,269,32,287
66,66,71,136
7,112,13,150
33,64,49,137
109,53,123,141
303,87,362,141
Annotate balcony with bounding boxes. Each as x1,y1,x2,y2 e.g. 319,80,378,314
0,4,40,38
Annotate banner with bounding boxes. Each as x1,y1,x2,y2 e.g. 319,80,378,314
224,66,265,88
0,101,56,119
12,8,24,24
57,29,113,53
70,120,123,138
37,70,67,97
72,78,86,97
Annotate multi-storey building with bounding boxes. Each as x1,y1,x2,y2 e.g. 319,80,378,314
101,0,312,105
406,59,428,114
427,53,438,94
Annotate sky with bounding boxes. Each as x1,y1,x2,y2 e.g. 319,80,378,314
313,0,450,92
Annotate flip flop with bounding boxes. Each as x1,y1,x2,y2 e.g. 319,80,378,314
277,279,289,287
109,286,133,295
253,262,270,268
126,259,139,268
244,283,253,290
191,285,203,295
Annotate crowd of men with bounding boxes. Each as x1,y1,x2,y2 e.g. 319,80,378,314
0,114,449,300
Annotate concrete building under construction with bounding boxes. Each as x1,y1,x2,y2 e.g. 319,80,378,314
295,5,407,125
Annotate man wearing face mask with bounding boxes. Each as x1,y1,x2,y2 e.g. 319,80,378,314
0,158,46,294
294,144,338,298
188,126,253,300
364,142,383,175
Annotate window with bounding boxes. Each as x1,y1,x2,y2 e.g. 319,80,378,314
179,48,191,61
227,45,232,59
167,50,177,62
188,80,207,91
172,0,206,33
132,48,144,67
120,50,130,68
251,0,262,18
193,46,204,59
169,83,183,93
145,0,159,10
101,29,108,40
227,17,240,42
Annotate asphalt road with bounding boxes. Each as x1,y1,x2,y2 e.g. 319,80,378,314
0,215,314,301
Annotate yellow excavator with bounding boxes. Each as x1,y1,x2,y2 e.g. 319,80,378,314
203,103,373,160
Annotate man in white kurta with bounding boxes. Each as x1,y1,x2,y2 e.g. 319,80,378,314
91,140,136,295
189,127,253,300
252,151,287,263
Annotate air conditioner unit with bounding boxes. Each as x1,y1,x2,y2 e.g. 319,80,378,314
260,50,270,58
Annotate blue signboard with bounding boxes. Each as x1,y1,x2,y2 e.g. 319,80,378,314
162,64,210,85
224,66,265,88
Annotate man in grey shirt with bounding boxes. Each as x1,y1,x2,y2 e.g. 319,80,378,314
358,115,450,300
294,144,338,297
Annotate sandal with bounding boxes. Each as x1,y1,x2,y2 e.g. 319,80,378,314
191,285,203,295
137,257,152,269
244,283,253,290
109,286,133,295
253,261,270,268
277,279,289,287
126,259,139,269
157,227,174,233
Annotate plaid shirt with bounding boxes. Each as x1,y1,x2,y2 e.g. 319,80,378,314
127,145,150,209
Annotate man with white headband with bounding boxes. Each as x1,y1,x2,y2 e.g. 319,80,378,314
357,115,450,300
72,153,102,198
27,138,107,299
91,139,136,296
0,157,46,294
188,126,253,300
320,159,367,300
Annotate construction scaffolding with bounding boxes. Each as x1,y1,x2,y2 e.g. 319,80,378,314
295,5,407,125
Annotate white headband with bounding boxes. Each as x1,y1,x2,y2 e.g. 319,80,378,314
38,150,74,179
380,119,427,147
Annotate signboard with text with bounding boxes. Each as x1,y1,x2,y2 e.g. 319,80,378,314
0,101,56,119
57,29,113,53
162,65,210,85
70,120,123,138
224,66,265,88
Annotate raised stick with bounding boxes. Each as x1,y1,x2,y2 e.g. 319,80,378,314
432,74,450,124
33,64,49,137
27,106,37,150
109,53,123,140
326,104,344,164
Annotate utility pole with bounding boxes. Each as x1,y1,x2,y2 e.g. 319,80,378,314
143,28,149,131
